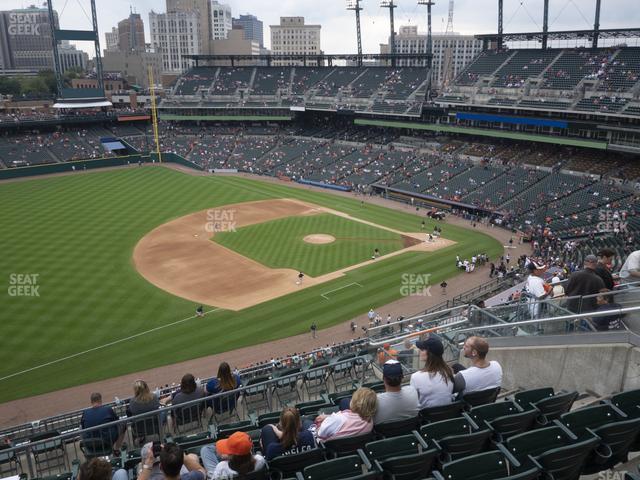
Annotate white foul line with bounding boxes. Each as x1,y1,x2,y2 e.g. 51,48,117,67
0,308,222,383
321,282,363,300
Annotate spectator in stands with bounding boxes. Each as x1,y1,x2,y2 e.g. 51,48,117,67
377,343,398,365
127,380,160,417
620,249,640,285
525,260,551,319
410,336,455,408
139,442,205,480
595,248,616,291
315,387,377,441
565,255,607,313
453,336,503,394
78,457,127,480
200,432,265,479
80,392,125,454
374,360,419,425
397,338,416,369
260,407,315,460
165,374,204,405
205,362,241,415
551,276,565,298
593,294,623,331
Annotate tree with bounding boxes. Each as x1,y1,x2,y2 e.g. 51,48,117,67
0,77,22,96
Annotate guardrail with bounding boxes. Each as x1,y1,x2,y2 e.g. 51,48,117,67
0,355,377,479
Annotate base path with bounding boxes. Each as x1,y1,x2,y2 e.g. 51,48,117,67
133,198,454,311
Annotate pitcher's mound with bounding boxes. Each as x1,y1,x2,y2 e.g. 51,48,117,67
303,234,336,244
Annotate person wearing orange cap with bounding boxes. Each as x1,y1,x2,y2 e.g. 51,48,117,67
377,343,398,365
200,432,265,479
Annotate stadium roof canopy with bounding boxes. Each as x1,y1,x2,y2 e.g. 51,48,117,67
476,28,640,43
184,53,431,66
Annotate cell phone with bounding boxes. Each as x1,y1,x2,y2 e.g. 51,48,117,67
152,441,162,458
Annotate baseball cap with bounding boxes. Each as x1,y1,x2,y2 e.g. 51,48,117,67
584,254,598,263
415,336,444,357
383,343,391,350
382,360,403,378
215,431,252,456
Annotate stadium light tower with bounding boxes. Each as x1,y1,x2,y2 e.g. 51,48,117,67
347,0,364,67
417,0,435,66
593,0,602,48
542,0,549,49
380,0,397,66
497,0,503,49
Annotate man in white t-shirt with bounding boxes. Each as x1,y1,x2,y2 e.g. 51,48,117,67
525,260,549,319
374,360,419,425
620,250,640,285
454,336,502,394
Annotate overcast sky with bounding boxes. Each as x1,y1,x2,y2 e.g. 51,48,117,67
4,0,640,54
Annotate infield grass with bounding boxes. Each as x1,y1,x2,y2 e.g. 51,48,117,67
0,166,503,402
215,213,406,276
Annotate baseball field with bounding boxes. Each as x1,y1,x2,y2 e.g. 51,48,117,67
0,166,502,403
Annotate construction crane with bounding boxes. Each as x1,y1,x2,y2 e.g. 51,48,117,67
442,0,455,87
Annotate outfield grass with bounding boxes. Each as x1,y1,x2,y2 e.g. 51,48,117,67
0,167,503,403
215,213,406,276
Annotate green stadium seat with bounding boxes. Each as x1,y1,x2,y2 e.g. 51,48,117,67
373,416,420,439
216,419,255,439
296,452,382,480
503,425,599,480
322,432,375,458
608,389,640,418
432,450,540,480
465,401,538,440
268,448,326,480
364,433,439,480
419,417,492,461
559,404,640,473
513,388,578,424
461,387,501,408
419,401,465,424
173,431,212,451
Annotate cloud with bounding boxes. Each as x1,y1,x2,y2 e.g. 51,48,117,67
2,0,638,55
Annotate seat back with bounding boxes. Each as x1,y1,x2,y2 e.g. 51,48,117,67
467,401,521,424
131,415,161,441
268,448,326,479
438,451,511,480
505,426,573,459
373,417,420,438
420,417,473,441
216,420,255,439
175,403,202,427
322,432,375,457
486,409,538,439
610,389,640,418
302,455,378,480
419,401,465,424
462,387,501,407
534,391,578,422
560,404,624,436
513,387,555,410
592,418,640,465
376,450,439,480
436,429,493,460
535,436,599,480
365,435,422,460
80,437,112,459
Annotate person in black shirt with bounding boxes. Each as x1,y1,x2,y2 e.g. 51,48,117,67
565,255,607,313
595,248,616,292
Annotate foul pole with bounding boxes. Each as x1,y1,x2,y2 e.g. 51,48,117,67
148,65,162,163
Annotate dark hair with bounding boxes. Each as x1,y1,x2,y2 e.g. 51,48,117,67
218,362,237,391
180,374,197,394
79,458,112,480
423,353,454,384
160,443,183,477
383,375,402,387
90,392,102,404
598,248,616,259
228,453,256,475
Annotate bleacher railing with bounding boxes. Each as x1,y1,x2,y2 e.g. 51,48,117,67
0,355,376,479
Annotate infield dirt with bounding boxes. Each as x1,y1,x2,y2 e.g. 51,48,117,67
133,198,454,310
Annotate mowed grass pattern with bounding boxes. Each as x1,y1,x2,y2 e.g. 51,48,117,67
0,167,503,402
215,213,405,276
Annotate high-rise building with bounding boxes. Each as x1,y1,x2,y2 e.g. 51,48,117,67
149,9,202,74
380,25,482,88
105,27,119,53
0,6,58,72
167,0,211,54
270,17,321,66
58,42,88,72
232,14,263,48
210,1,232,40
102,47,163,88
118,12,146,52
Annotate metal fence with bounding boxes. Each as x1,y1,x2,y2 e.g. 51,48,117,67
0,354,378,479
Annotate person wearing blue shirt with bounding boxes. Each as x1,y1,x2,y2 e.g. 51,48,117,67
80,392,124,454
205,362,241,415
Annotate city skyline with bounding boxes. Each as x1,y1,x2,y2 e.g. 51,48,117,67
1,0,639,57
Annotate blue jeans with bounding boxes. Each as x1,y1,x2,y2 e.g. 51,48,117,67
200,444,219,480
